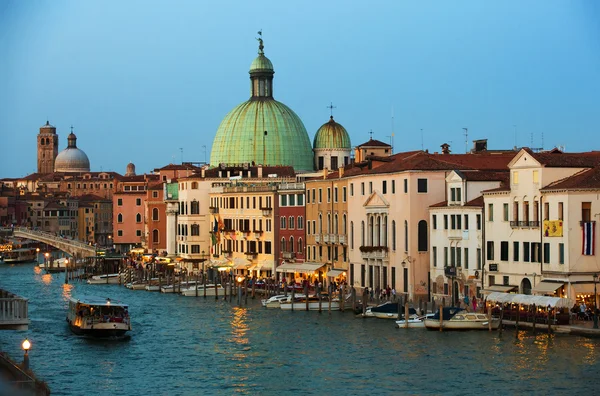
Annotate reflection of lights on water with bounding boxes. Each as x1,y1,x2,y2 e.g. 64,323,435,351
62,283,73,301
33,266,41,275
41,274,52,285
230,307,250,361
581,340,597,364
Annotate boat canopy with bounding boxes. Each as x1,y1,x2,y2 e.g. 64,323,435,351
432,307,464,321
486,292,572,308
70,296,128,308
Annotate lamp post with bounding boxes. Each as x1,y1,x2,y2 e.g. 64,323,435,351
22,339,30,371
594,273,598,329
237,276,244,305
35,248,40,265
44,252,50,269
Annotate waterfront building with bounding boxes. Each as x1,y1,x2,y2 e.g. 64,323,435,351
76,194,113,247
429,170,508,304
210,37,314,172
277,181,307,270
482,148,600,306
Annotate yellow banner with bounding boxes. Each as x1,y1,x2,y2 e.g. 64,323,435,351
544,220,563,237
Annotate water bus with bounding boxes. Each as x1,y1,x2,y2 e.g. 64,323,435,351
66,296,131,337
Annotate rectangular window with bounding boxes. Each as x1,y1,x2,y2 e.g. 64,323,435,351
391,180,395,194
444,247,448,266
544,202,549,220
513,171,519,184
503,276,509,286
136,198,141,206
451,188,456,201
487,241,494,260
457,215,462,230
297,194,303,205
513,202,519,222
382,180,387,194
513,241,519,262
433,246,437,267
532,242,541,263
117,198,122,206
503,203,509,221
350,184,354,197
558,202,563,220
559,243,564,264
582,202,591,222
477,248,482,269
369,182,372,194
417,178,427,193
451,215,456,230
334,187,338,203
361,183,365,196
432,215,437,230
523,242,530,262
342,187,347,202
464,214,469,230
444,215,448,230
488,204,493,221
464,248,469,269
327,188,331,203
318,189,322,203
543,243,550,264
500,241,509,261
117,230,123,237
476,214,481,230
281,195,287,206
456,188,461,201
404,179,408,193
533,170,539,183
450,247,456,266
456,248,461,267
136,230,141,237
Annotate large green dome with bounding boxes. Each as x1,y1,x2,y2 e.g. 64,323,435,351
210,99,314,171
209,37,314,172
313,116,351,149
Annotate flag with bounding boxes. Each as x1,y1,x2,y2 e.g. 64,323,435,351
213,218,218,234
582,221,595,256
211,232,217,246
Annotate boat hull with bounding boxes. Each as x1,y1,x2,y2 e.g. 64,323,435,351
87,275,120,284
395,319,426,328
68,322,130,338
424,319,500,330
180,286,225,296
280,300,340,311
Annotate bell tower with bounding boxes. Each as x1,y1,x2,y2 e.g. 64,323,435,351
37,121,58,173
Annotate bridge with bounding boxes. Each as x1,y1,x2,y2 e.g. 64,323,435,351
12,227,97,259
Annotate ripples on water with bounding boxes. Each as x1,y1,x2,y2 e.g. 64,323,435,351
1,263,599,395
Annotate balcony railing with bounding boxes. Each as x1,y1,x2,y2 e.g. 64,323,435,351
245,251,258,259
282,251,295,259
529,221,540,228
510,221,519,228
314,234,322,243
338,234,347,245
260,207,272,216
253,230,264,238
209,207,219,214
323,234,331,244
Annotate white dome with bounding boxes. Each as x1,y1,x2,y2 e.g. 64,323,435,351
54,132,90,172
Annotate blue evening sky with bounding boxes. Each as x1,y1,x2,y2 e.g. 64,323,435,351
1,1,599,177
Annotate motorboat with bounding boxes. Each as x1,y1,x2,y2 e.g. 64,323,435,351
87,274,121,285
180,284,225,297
280,295,339,311
39,257,69,272
424,307,500,331
160,280,199,293
261,294,305,309
396,313,435,329
362,301,394,318
370,303,417,319
66,296,131,337
2,248,37,264
125,281,148,290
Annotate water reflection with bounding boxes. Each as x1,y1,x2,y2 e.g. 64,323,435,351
62,283,73,302
41,273,53,285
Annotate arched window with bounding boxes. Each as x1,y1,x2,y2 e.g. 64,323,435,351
350,221,354,249
404,220,408,252
280,217,286,229
392,220,396,251
334,214,339,234
191,224,200,236
117,213,123,223
312,246,316,259
45,137,49,145
281,237,287,252
382,216,388,247
290,236,294,252
418,220,428,252
375,216,381,246
342,214,347,235
152,208,159,221
289,216,294,229
298,238,303,255
40,139,45,146
191,181,198,189
327,213,332,233
136,213,142,223
318,214,323,233
152,229,159,244
368,216,374,246
191,201,199,214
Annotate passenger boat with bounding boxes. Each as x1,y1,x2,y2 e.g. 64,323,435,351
66,296,131,337
2,248,37,264
396,313,435,329
280,295,339,311
87,274,121,284
180,284,225,297
424,307,500,331
261,294,305,309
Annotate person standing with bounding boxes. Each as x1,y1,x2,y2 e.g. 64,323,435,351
472,296,477,312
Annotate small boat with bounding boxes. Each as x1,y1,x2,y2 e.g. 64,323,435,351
160,280,199,293
261,294,305,308
66,296,131,337
424,307,500,331
125,281,148,290
87,274,121,285
40,257,69,272
396,313,435,329
280,295,339,311
370,303,417,319
2,248,37,264
180,284,225,297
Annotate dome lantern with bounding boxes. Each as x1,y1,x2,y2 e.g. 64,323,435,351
249,32,274,100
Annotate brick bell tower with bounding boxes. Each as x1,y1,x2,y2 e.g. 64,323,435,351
37,121,58,173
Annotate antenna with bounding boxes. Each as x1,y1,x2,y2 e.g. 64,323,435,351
179,148,183,164
463,128,468,153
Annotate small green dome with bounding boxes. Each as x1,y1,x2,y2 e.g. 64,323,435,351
250,54,273,73
210,99,314,171
313,116,351,149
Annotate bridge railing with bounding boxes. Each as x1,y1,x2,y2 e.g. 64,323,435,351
13,227,96,253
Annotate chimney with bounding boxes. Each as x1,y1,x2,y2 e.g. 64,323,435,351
323,168,327,180
201,168,205,178
258,165,263,178
339,167,344,178
441,143,451,155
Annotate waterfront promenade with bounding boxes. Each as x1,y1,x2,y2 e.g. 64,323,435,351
1,262,599,395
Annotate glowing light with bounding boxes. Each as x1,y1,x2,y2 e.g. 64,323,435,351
44,253,50,258
22,339,30,351
237,276,244,283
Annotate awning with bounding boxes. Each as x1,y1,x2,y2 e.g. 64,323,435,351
232,257,250,269
326,269,346,277
276,262,324,274
486,292,572,308
210,258,232,268
532,281,563,295
481,285,518,294
251,260,274,272
571,283,597,294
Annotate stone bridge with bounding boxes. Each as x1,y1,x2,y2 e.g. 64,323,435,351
12,227,97,259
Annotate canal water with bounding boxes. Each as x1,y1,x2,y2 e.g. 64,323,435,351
0,262,599,396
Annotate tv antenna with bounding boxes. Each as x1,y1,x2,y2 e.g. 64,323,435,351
463,128,468,153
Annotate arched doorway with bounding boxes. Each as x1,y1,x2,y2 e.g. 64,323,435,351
521,278,532,295
453,280,460,306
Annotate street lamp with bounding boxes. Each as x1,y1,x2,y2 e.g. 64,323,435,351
44,252,50,269
35,248,40,265
237,276,244,305
22,338,30,371
594,273,598,329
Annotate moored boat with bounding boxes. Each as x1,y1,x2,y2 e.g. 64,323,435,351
66,296,131,337
261,294,305,308
2,248,37,264
424,307,500,331
396,313,435,329
280,295,339,311
160,280,199,293
180,284,225,296
87,274,121,284
370,303,417,319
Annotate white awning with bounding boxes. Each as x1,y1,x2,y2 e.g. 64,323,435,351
571,283,597,294
276,262,324,274
254,260,274,272
532,281,563,295
232,257,250,269
210,258,231,267
326,269,346,277
481,285,518,294
486,292,572,308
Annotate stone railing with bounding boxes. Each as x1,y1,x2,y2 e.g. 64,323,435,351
0,289,29,331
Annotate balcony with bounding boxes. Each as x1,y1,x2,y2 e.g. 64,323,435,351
253,230,264,238
245,251,258,259
323,234,332,244
338,234,347,245
282,251,295,260
519,221,530,227
359,246,389,260
209,207,219,214
529,221,540,228
260,207,272,216
510,221,519,228
314,234,322,243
